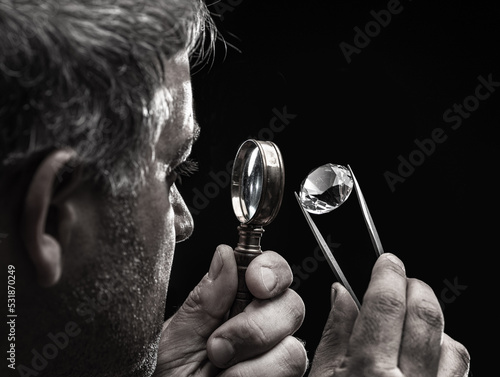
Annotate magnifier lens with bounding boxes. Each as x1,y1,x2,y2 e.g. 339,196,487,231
241,145,263,221
232,139,284,226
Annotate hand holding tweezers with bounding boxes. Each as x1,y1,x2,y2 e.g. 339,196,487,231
295,165,384,309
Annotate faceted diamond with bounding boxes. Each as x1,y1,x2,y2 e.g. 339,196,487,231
299,163,353,214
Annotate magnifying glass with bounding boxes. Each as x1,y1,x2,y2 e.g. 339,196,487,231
229,139,285,317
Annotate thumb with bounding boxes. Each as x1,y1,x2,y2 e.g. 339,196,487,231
162,244,237,344
308,283,359,377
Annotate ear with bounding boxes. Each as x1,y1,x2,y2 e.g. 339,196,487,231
22,149,78,287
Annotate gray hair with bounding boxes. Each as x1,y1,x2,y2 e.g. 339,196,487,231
0,0,215,194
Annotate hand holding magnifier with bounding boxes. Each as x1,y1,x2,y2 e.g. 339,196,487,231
229,139,285,317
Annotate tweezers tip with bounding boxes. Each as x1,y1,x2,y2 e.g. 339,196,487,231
294,191,300,203
347,164,356,178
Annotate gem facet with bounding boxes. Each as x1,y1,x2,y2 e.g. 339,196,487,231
299,163,354,214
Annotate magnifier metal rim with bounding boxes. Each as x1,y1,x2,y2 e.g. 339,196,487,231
231,139,285,226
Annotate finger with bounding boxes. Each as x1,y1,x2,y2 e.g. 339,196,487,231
399,278,444,376
218,336,308,377
437,334,471,377
245,250,293,299
344,253,407,370
308,283,359,377
157,245,236,358
207,289,305,369
174,245,237,335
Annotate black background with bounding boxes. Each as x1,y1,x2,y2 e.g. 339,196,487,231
167,1,498,375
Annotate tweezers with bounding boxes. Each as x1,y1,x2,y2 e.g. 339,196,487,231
294,165,384,309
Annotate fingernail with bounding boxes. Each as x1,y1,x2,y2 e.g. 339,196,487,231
208,248,224,280
330,285,338,307
261,267,277,292
385,253,406,273
210,337,235,367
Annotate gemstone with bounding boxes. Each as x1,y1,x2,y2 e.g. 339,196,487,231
299,163,354,214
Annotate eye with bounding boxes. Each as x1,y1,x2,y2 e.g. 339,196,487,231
167,158,198,187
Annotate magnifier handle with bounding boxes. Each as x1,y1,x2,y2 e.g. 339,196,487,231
229,224,264,318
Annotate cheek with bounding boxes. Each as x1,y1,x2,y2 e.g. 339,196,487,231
137,179,176,287
58,188,176,373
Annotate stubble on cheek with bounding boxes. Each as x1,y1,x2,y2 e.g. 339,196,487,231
69,192,174,375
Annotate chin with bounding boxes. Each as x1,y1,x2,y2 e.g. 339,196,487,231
125,337,162,377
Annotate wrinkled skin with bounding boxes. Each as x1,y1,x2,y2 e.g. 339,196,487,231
308,254,471,377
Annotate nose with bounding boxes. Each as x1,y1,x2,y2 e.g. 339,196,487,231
170,184,194,242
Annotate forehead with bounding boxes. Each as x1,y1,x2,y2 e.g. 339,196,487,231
154,53,195,166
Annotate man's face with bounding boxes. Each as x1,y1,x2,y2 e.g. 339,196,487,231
31,53,196,376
